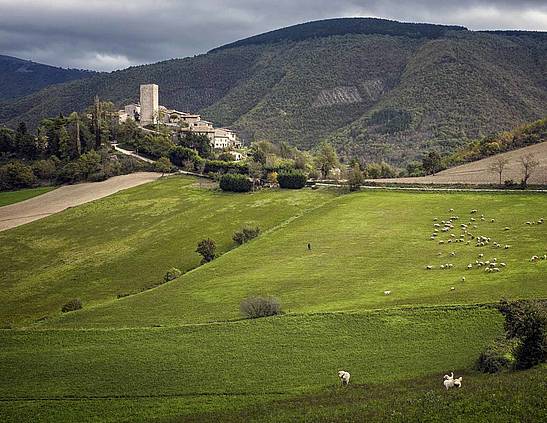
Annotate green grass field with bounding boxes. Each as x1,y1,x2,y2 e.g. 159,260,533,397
0,186,56,207
1,177,546,421
0,177,334,327
48,189,547,329
0,308,505,422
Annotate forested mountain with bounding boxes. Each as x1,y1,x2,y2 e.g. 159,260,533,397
0,55,93,101
0,18,545,165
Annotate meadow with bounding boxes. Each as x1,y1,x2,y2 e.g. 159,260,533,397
0,176,334,327
0,186,55,207
48,188,547,328
1,308,505,422
1,176,546,421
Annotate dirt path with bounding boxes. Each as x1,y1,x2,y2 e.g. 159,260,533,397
368,142,547,185
0,172,161,232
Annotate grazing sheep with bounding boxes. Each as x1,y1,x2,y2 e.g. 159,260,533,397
439,240,445,244
530,255,539,262
467,264,473,269
471,209,478,214
426,265,433,270
500,263,506,267
453,377,463,388
440,265,445,269
470,218,476,222
504,245,510,249
450,251,456,256
478,254,484,258
338,371,351,386
450,287,455,291
493,268,500,272
433,218,438,221
443,373,455,389
461,277,465,281
384,290,392,295
504,227,510,231
491,219,495,223
448,263,454,268
449,208,454,212
526,221,532,225
542,255,547,260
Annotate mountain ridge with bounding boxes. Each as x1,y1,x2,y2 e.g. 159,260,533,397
0,18,545,165
0,54,94,101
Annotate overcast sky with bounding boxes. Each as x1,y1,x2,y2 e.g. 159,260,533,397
0,0,545,72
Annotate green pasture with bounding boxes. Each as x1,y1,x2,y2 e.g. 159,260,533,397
0,176,334,326
0,186,55,207
51,189,547,329
0,307,504,422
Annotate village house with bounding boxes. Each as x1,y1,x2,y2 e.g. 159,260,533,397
118,84,241,150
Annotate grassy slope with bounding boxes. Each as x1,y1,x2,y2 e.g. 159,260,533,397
0,177,335,327
0,186,56,207
203,365,547,423
53,190,547,329
0,308,504,422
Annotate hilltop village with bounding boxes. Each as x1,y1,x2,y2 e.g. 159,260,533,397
118,84,242,153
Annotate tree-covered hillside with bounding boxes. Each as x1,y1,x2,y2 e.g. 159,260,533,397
0,18,545,165
0,55,93,101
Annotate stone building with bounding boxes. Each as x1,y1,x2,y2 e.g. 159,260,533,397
140,84,159,125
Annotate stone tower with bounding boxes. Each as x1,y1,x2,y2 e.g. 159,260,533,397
140,84,159,125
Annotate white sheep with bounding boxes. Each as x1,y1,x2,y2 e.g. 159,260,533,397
426,265,433,270
467,264,473,269
500,263,506,267
450,251,456,256
478,253,484,258
450,287,455,291
384,290,392,295
491,219,495,223
504,227,510,231
471,209,477,214
530,255,539,262
453,377,463,388
461,277,465,281
338,370,351,386
504,245,510,249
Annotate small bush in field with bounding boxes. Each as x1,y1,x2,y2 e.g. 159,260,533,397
240,296,281,319
164,267,182,283
233,226,261,245
277,170,307,189
61,298,82,313
219,174,252,192
475,337,517,373
196,238,217,264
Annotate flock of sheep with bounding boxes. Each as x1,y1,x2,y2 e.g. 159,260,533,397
422,207,545,290
337,370,464,390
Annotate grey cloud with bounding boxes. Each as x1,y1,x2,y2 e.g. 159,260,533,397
0,0,545,71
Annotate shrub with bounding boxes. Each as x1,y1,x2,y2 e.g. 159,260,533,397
240,296,282,319
219,174,252,192
32,159,57,180
196,238,216,264
169,146,200,168
155,157,173,174
233,226,261,245
475,337,517,373
0,161,36,190
163,267,182,283
204,160,248,175
278,170,307,189
498,299,547,369
61,298,82,313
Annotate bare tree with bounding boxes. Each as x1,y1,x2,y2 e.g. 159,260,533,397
488,156,510,185
520,154,540,187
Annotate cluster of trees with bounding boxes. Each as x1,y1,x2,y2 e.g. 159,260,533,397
0,98,150,191
448,118,546,167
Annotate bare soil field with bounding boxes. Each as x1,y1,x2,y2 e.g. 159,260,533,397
368,142,547,185
0,172,160,231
